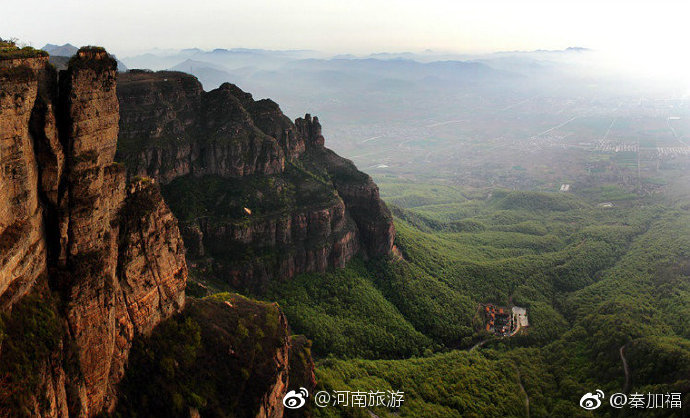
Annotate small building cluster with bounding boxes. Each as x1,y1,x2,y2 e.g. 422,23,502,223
512,306,529,328
482,304,529,336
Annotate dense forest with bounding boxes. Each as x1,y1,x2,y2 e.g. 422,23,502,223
244,182,690,416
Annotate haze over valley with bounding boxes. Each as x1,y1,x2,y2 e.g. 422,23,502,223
97,44,690,201
3,1,690,415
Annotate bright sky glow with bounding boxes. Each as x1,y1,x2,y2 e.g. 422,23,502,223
5,0,690,79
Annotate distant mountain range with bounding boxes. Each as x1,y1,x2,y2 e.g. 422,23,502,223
115,45,592,93
42,43,128,71
41,43,79,56
123,47,320,73
39,43,591,92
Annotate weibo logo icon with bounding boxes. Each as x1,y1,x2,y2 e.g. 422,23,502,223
580,390,605,410
283,387,309,409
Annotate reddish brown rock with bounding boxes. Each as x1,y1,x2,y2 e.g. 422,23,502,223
190,197,360,290
0,55,50,306
287,334,317,405
257,304,290,418
245,93,305,160
58,48,121,261
0,47,187,417
116,72,396,290
2,46,315,418
114,294,316,418
318,147,396,257
117,179,187,334
116,72,286,182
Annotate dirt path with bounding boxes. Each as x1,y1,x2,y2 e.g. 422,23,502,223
469,335,529,416
515,367,530,417
469,339,488,352
468,323,520,352
620,344,631,392
509,322,521,337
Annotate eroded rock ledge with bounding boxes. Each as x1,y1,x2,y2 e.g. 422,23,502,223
116,71,396,290
0,47,187,416
0,46,321,417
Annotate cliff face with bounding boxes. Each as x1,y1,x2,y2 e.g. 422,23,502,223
116,72,285,183
0,55,50,308
318,147,397,256
0,48,187,416
115,293,317,418
1,46,321,418
116,72,395,290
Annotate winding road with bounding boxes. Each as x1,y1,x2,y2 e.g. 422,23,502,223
620,344,631,392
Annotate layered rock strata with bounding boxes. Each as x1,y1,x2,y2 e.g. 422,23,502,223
0,47,187,416
1,45,319,418
116,72,395,289
114,293,317,418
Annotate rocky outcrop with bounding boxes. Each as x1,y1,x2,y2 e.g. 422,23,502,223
115,293,317,418
116,72,395,290
1,44,319,418
294,113,325,148
194,198,360,289
117,179,187,335
318,147,396,257
57,48,120,261
287,335,317,398
0,47,187,416
116,72,285,183
246,97,305,160
0,53,51,307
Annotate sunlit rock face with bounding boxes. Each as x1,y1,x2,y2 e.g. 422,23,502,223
0,47,187,416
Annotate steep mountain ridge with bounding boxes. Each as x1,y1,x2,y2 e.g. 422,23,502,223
0,44,384,417
0,47,188,415
0,53,50,307
116,71,395,290
0,46,316,418
116,293,317,417
116,71,286,181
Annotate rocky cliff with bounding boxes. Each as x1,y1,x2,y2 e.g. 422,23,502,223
115,293,316,418
116,71,395,291
0,52,51,308
0,46,187,416
116,72,285,182
1,44,320,417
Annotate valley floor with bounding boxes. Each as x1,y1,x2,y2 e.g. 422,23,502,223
250,182,690,417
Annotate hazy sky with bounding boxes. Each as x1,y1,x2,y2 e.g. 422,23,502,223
6,0,690,62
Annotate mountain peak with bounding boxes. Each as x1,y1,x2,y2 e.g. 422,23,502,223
41,43,78,56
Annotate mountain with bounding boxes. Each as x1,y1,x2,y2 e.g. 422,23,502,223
41,42,78,56
0,46,186,415
0,46,319,416
115,70,396,292
41,43,129,72
169,58,238,90
121,47,320,73
4,38,690,417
